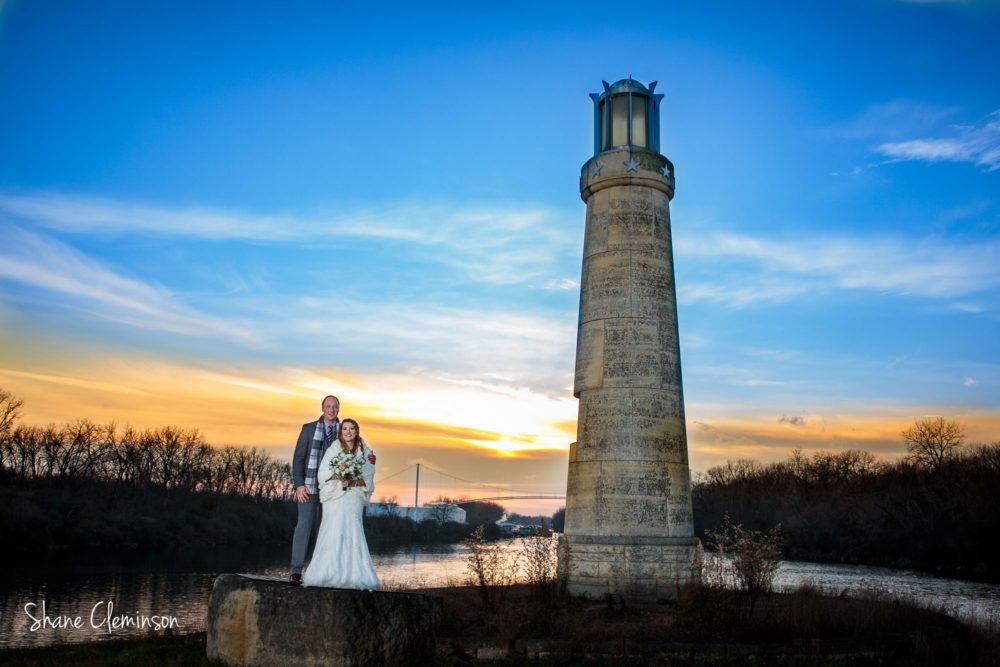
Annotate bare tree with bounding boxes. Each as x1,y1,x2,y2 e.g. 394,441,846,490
203,445,238,493
429,496,457,524
38,423,65,477
0,389,24,473
8,424,47,478
379,495,399,517
152,426,185,487
0,388,24,437
230,447,255,496
136,430,160,482
178,441,214,491
261,458,293,500
705,458,762,486
902,417,965,470
60,419,106,477
108,426,146,484
969,441,1000,472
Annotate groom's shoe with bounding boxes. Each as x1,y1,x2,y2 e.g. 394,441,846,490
289,573,302,585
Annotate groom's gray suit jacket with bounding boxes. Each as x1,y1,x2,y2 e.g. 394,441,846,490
291,418,337,491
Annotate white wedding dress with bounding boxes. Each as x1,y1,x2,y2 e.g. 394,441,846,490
301,441,380,590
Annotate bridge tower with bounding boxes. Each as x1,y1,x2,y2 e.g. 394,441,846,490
557,78,701,601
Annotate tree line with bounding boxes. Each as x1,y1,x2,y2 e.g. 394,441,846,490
0,420,293,500
0,388,510,554
8,386,994,580
0,389,293,500
693,418,1000,582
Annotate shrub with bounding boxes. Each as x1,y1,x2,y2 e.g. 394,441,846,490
704,513,783,618
519,533,558,604
463,525,519,610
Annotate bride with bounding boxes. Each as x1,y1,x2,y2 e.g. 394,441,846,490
301,418,380,590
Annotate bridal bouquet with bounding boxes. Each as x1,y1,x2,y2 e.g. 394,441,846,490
329,451,363,490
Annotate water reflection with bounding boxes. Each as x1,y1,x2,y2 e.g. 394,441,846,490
0,545,290,649
775,560,1000,625
1,544,997,649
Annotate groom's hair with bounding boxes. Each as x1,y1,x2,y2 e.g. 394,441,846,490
321,394,339,407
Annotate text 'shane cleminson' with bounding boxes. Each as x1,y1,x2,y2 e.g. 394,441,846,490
23,600,179,634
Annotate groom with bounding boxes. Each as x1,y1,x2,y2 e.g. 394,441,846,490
289,394,375,584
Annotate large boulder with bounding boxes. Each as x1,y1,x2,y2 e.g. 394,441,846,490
206,574,442,666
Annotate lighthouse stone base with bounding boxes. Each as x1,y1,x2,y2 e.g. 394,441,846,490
558,534,702,602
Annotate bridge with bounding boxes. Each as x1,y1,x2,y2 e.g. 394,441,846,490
375,462,564,506
451,495,565,504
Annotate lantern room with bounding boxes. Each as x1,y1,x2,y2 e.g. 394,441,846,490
590,78,663,155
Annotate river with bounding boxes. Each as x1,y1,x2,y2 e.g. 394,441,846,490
1,542,997,649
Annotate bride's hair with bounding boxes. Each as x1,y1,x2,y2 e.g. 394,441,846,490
340,418,365,455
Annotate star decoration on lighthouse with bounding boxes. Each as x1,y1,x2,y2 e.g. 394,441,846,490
624,157,639,172
591,162,603,177
661,164,672,177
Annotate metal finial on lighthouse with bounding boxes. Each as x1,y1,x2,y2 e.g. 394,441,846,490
558,77,701,602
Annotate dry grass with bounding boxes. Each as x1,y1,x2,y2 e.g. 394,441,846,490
418,583,1000,666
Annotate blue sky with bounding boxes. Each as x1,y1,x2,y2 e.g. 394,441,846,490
1,0,998,513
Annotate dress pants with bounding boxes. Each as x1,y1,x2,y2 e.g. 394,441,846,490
290,493,321,574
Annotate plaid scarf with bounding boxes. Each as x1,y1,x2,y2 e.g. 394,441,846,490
304,418,338,493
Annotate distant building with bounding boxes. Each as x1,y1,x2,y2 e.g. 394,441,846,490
497,522,540,536
366,502,466,524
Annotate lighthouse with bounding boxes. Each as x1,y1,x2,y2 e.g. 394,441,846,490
557,78,701,601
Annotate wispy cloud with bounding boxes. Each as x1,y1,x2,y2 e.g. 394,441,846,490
0,224,258,344
0,192,579,287
676,231,1000,305
0,195,580,396
679,279,810,308
734,379,795,387
837,100,961,141
877,109,1000,171
948,302,984,313
0,367,155,397
288,298,576,398
544,278,579,291
778,414,807,427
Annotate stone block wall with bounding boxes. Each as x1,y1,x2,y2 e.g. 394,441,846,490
562,147,700,599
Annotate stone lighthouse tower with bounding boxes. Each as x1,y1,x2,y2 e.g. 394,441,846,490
558,78,701,601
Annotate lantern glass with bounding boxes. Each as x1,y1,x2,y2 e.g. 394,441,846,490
631,95,648,148
610,94,629,147
599,98,609,150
